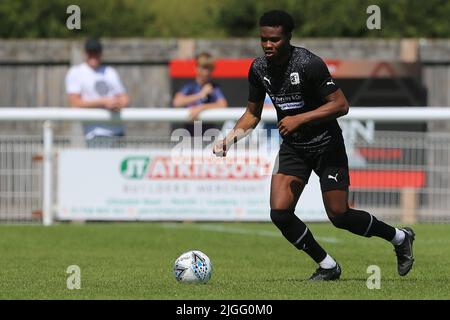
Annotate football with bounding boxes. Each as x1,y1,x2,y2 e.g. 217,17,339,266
173,250,212,284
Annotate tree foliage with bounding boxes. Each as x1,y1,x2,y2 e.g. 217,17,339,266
0,0,448,38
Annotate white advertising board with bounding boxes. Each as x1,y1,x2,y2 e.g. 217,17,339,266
57,148,327,221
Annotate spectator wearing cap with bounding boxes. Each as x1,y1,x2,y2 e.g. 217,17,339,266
65,37,130,147
172,52,228,135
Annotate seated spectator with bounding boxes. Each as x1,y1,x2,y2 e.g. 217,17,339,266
172,52,228,136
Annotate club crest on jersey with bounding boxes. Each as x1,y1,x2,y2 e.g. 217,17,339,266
290,72,300,85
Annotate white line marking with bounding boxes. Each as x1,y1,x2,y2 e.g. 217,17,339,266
160,223,341,244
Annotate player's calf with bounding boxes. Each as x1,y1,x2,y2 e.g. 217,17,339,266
270,209,341,280
328,208,398,241
270,209,328,262
328,208,373,237
328,208,416,276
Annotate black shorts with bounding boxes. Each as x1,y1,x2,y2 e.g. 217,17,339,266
274,138,350,192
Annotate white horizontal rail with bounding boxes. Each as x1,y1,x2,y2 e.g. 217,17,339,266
1,106,447,227
0,107,450,122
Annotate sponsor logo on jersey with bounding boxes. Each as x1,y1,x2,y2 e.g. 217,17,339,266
290,72,300,85
278,102,305,110
270,93,305,111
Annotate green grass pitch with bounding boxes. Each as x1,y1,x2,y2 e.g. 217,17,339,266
0,222,449,299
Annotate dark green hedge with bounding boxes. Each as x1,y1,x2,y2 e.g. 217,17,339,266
0,0,448,38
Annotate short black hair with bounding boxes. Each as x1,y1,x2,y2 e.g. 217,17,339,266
259,10,295,35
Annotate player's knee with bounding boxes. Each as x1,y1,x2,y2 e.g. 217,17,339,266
324,202,348,219
329,213,347,230
328,209,370,236
326,202,350,229
270,209,294,228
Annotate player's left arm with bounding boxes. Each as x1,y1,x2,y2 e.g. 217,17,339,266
278,90,348,136
278,55,349,136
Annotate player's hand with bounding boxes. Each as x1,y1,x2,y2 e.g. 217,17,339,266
213,138,229,157
277,115,304,136
188,105,205,120
199,83,214,99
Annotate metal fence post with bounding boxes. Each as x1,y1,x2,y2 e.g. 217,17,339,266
401,187,418,224
43,120,54,226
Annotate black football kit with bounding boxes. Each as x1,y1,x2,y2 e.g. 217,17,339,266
248,45,349,191
249,46,414,279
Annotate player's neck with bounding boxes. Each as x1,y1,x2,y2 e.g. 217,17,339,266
271,45,292,66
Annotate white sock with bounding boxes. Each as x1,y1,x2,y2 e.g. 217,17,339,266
319,254,337,269
391,228,406,245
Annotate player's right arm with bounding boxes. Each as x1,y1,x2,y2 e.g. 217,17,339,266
213,60,265,157
213,99,264,157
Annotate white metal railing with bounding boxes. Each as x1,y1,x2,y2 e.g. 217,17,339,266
1,107,450,122
1,107,450,225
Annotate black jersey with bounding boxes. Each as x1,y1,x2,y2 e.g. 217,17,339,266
248,46,342,150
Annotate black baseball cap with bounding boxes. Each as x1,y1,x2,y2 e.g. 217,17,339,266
84,37,103,53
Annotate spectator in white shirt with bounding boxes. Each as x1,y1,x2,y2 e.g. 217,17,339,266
65,38,130,147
